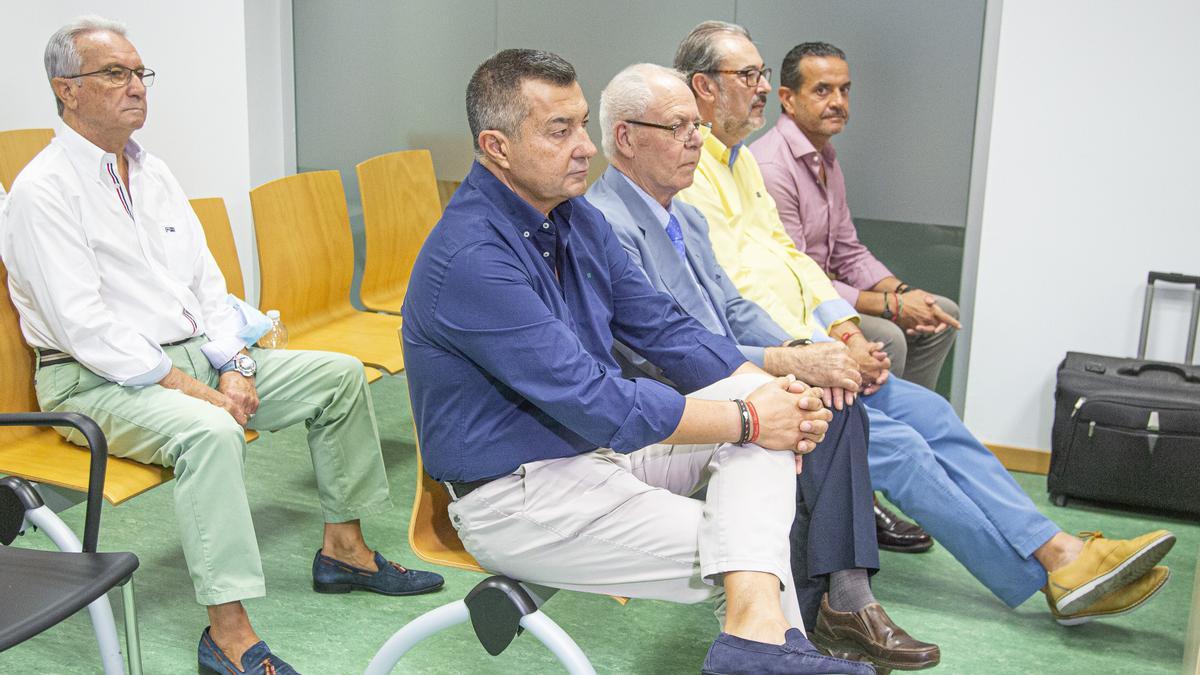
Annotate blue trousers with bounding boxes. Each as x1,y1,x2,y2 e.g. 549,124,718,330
863,378,1061,607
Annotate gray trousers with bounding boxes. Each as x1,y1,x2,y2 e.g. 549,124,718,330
858,294,959,391
447,373,805,630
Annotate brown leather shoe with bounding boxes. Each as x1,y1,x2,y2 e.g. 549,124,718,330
875,497,933,553
812,594,940,671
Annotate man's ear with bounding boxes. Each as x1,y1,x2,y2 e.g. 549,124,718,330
478,130,511,169
777,86,796,117
614,121,636,159
51,77,78,113
690,72,717,105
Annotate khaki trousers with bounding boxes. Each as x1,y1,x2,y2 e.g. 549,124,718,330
447,373,804,629
35,338,394,605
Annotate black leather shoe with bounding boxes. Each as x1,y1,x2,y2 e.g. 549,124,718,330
874,497,933,553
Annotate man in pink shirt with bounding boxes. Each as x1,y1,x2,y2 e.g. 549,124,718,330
751,42,961,391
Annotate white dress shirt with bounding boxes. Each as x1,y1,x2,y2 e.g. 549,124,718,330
0,123,242,385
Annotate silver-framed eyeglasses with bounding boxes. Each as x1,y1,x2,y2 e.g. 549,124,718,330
624,119,712,143
64,65,156,88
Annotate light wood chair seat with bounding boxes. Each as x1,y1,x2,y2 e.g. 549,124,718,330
355,150,441,315
0,128,54,191
250,171,404,373
0,428,259,506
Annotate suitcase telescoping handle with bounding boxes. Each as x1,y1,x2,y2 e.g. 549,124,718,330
1137,271,1200,363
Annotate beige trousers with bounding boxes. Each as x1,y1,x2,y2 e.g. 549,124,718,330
447,373,804,629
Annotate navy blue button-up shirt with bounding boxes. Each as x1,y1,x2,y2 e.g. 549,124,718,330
403,162,747,481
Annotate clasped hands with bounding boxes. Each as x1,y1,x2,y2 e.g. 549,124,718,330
745,375,832,474
897,290,961,336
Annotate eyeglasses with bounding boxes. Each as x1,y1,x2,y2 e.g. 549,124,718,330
625,119,712,143
704,66,772,88
64,65,155,88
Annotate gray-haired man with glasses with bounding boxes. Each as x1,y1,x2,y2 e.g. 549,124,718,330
1,16,443,674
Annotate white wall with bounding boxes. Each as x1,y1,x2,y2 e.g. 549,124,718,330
0,1,293,303
963,0,1200,450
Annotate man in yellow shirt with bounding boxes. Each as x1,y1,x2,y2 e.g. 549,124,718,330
673,20,1174,628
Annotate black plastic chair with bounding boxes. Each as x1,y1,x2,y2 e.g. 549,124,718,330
0,412,142,674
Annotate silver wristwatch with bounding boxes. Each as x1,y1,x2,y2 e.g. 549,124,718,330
231,353,257,378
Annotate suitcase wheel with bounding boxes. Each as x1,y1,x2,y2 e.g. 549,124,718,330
1050,493,1068,507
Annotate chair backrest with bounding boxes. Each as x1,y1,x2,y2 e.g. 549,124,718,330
0,129,54,192
0,263,40,446
356,150,441,311
189,197,245,299
249,170,356,334
408,426,487,573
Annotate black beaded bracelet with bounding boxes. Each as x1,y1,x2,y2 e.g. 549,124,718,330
732,399,752,445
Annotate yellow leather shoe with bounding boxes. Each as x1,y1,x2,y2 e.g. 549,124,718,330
1049,566,1170,626
1045,530,1175,615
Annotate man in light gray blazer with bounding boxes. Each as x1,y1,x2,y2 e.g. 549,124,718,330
586,63,941,672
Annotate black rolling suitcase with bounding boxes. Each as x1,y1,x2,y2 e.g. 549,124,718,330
1049,271,1200,516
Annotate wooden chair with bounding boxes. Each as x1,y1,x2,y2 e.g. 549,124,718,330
249,171,405,373
0,263,171,505
190,197,248,300
355,150,442,314
365,415,624,674
0,128,54,191
190,196,383,384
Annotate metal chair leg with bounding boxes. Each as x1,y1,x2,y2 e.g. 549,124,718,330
121,577,142,675
365,577,594,674
364,600,471,674
25,503,126,674
519,610,596,675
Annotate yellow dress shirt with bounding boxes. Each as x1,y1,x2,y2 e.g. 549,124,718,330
678,131,859,340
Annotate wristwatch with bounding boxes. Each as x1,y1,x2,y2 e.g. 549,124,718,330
881,291,893,321
222,353,257,378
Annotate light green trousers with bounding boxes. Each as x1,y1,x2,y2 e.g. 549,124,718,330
35,338,393,605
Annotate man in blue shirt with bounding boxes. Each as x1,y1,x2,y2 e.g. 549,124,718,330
403,49,874,674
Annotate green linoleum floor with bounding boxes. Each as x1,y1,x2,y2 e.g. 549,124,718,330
4,374,1196,674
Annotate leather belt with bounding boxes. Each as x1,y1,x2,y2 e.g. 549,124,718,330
443,478,495,501
35,349,78,367
36,337,198,368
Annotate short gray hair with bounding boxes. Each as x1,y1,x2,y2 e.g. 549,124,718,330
44,15,129,116
674,20,751,92
599,64,686,160
466,49,577,158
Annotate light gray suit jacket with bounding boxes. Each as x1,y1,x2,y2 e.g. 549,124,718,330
585,166,791,380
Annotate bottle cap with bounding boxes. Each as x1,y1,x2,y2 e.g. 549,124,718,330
267,309,281,319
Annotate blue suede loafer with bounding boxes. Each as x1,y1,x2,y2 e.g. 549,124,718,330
198,627,298,675
702,628,876,675
311,549,444,596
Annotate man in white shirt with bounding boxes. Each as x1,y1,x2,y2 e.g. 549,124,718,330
0,16,441,674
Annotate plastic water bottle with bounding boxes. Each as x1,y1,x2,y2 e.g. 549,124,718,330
258,309,289,349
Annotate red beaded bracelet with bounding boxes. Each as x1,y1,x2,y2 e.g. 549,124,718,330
746,400,760,444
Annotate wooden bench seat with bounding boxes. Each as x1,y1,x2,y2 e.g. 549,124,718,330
0,428,258,506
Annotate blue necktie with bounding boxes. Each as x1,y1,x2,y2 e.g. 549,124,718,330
665,213,687,260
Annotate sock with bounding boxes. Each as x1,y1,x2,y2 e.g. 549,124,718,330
827,568,875,613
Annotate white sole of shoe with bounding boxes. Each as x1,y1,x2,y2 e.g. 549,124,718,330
1054,532,1175,615
1055,569,1171,626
